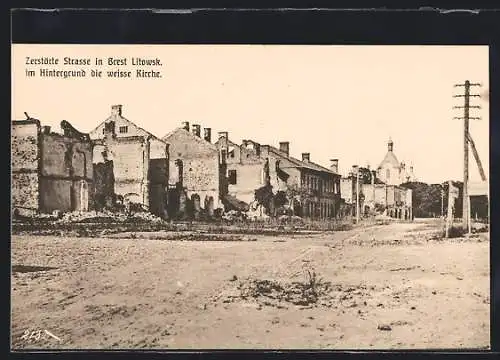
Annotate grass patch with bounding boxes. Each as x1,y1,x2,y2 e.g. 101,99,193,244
12,265,57,273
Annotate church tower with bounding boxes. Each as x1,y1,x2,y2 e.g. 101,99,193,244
376,137,414,185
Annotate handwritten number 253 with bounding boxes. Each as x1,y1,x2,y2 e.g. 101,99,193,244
21,330,42,341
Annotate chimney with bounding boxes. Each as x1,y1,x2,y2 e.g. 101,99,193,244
42,126,51,135
111,104,122,117
218,131,229,142
279,141,290,156
182,121,190,131
192,124,201,137
330,159,339,173
203,128,212,142
302,153,310,162
352,165,359,176
388,138,394,152
218,131,229,152
371,170,376,185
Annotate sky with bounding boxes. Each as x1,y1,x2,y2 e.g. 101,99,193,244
11,44,489,184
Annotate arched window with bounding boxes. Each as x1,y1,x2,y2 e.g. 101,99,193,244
386,168,390,180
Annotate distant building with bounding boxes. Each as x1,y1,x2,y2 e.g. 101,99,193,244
362,184,413,220
376,138,416,185
341,165,413,220
214,133,342,219
90,105,169,217
12,118,93,216
162,122,221,219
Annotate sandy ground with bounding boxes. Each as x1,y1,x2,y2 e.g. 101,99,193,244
11,219,490,350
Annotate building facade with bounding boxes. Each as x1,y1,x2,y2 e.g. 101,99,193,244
215,134,342,219
12,118,93,216
90,105,169,217
341,165,413,220
162,122,221,219
376,138,416,185
361,184,413,220
89,105,167,159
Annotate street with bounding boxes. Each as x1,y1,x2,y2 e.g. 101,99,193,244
11,219,489,349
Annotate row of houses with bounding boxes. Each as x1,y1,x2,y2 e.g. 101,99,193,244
11,104,414,221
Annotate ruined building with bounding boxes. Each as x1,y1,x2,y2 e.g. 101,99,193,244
363,183,413,220
376,138,416,186
215,133,342,219
341,165,413,220
161,122,221,219
11,117,93,216
89,105,169,217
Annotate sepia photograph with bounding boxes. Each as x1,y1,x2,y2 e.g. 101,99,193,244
11,43,490,350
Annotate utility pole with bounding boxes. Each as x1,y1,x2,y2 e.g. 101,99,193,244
441,183,444,218
453,80,482,233
355,165,360,224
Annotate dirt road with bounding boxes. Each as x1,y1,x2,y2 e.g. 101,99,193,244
11,219,490,350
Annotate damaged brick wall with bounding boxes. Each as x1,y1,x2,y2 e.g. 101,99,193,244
92,144,113,208
148,157,169,217
104,137,148,206
166,128,220,212
92,155,115,209
92,135,169,217
148,140,169,217
39,179,73,212
40,133,93,213
11,120,40,215
226,163,266,205
149,138,168,159
180,157,219,206
217,140,278,206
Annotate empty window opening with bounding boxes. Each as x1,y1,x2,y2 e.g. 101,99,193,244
228,170,237,185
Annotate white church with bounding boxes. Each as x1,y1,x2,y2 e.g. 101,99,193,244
376,138,417,186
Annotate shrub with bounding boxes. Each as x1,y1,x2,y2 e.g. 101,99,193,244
446,225,465,238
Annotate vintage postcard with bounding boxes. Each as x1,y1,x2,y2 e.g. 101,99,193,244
11,43,490,350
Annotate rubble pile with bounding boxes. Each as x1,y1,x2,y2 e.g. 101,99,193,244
59,211,126,223
215,276,402,311
222,210,246,222
245,201,270,221
471,222,489,233
125,212,165,224
221,276,335,308
278,215,304,224
57,210,165,224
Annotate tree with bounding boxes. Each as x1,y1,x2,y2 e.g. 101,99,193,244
254,184,274,215
283,183,314,217
358,167,373,184
470,195,489,221
400,181,464,218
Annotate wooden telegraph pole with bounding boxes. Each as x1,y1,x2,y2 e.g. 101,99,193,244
441,184,444,218
356,167,360,224
453,80,482,232
353,165,360,224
